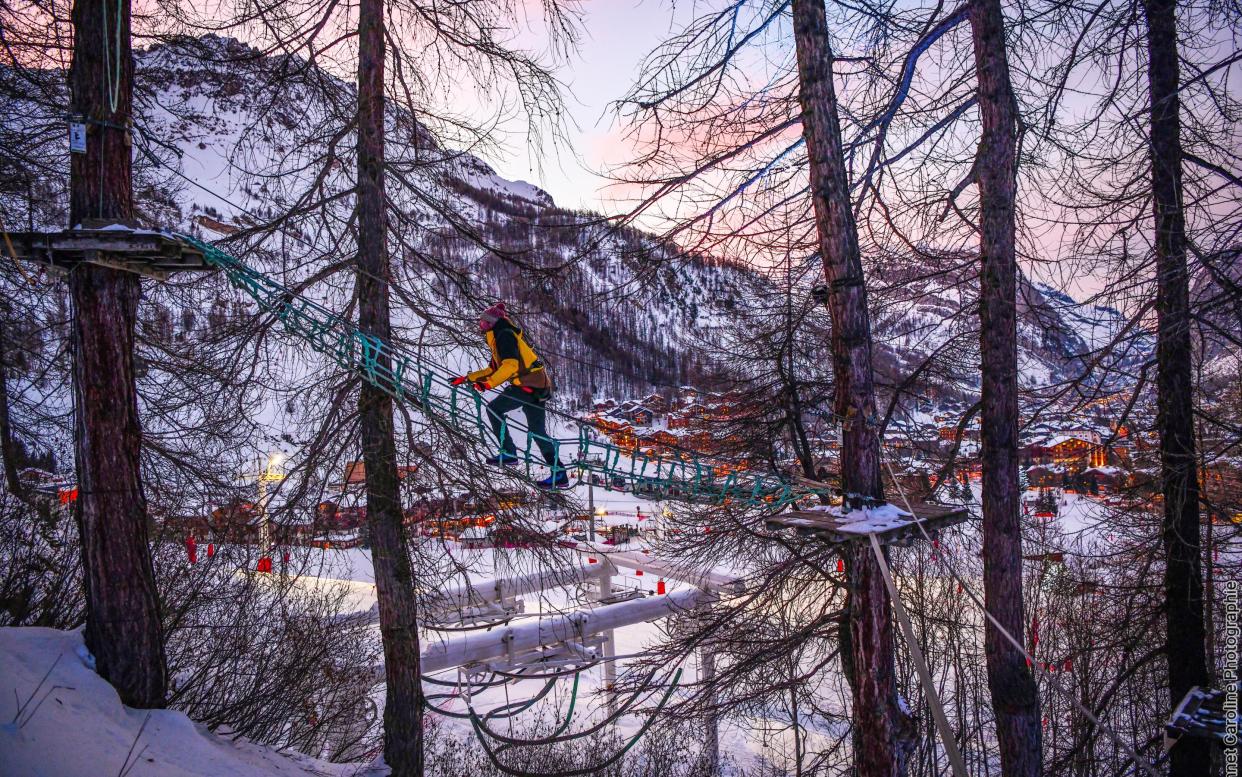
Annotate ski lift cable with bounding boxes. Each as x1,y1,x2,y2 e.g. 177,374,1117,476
881,453,1162,777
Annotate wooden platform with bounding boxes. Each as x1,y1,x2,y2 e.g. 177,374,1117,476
6,228,210,279
1165,686,1235,747
765,502,972,546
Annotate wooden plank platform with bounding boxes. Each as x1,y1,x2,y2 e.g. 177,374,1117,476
5,228,211,279
1165,686,1236,747
765,502,972,547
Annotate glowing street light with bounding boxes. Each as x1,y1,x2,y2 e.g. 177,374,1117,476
256,452,286,573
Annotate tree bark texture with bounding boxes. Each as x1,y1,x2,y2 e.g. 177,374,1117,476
968,0,1043,774
0,319,28,501
68,0,167,708
355,0,425,773
791,0,912,773
1142,0,1211,774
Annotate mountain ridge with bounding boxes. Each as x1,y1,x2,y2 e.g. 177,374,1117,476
3,34,1142,410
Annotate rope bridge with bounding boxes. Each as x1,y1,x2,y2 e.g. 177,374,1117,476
177,233,829,510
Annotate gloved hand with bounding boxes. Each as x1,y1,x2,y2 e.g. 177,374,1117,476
450,376,469,386
473,380,492,392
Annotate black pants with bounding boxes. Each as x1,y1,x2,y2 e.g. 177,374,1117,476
486,385,562,467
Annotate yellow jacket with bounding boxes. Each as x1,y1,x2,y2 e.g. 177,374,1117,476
467,319,550,390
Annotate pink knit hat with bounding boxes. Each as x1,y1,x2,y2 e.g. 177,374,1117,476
478,301,508,330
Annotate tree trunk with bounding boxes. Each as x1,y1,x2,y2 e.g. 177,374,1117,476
67,0,166,708
0,319,28,501
355,0,425,773
791,0,912,773
968,0,1042,773
1142,0,1210,774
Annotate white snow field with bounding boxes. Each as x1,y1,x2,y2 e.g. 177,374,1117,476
2,486,1155,776
0,627,374,777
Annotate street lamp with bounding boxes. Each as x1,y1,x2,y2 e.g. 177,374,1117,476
578,464,600,539
256,452,285,573
591,505,607,543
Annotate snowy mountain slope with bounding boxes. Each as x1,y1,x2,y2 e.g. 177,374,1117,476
1032,284,1152,377
129,35,776,401
3,35,1136,419
866,253,1140,397
136,37,1122,399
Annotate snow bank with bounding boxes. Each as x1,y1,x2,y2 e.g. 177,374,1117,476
0,627,365,777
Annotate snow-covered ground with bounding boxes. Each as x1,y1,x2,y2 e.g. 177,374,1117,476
183,477,779,772
4,486,1169,776
0,628,374,777
0,495,767,776
208,485,1141,773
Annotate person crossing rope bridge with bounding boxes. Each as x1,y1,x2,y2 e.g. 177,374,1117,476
173,231,831,507
452,302,570,490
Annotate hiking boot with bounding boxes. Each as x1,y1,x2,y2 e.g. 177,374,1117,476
486,453,521,467
536,470,572,490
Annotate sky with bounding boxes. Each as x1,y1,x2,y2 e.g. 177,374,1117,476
467,0,691,216
121,0,1235,303
427,0,1238,308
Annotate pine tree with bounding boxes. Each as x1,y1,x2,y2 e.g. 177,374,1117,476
67,0,166,708
792,0,913,771
354,0,424,770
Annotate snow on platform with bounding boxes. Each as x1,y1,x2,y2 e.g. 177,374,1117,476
0,627,364,777
765,502,971,546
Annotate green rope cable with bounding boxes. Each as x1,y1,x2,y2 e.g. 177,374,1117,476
549,671,579,738
469,668,683,777
424,672,515,689
487,671,580,755
424,676,559,721
483,676,565,722
470,665,664,748
177,232,830,510
100,0,123,114
469,670,581,754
